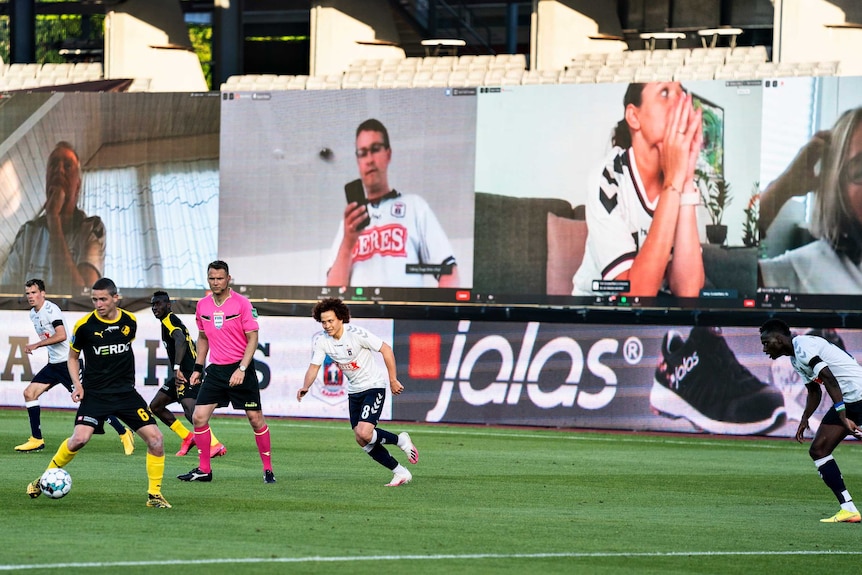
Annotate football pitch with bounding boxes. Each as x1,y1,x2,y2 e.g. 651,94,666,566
1,409,861,574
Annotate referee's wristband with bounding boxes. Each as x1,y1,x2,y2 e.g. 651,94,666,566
193,363,204,374
835,401,846,412
173,364,181,372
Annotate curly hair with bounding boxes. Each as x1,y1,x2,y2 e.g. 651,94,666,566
312,298,351,323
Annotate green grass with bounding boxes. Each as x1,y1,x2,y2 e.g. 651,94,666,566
1,409,861,574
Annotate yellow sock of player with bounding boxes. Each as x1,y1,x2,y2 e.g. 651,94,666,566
146,452,165,495
169,419,191,439
210,431,222,447
49,438,78,469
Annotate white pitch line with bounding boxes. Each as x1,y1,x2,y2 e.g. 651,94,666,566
273,420,792,450
2,550,862,571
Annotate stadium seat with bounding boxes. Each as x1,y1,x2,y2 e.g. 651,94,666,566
483,68,504,85
426,70,451,87
604,51,626,66
622,50,650,66
686,47,729,65
466,68,487,85
376,70,398,89
379,58,401,73
633,65,657,82
674,63,717,81
253,74,278,88
595,66,616,83
410,69,433,87
395,58,421,73
7,63,39,78
649,48,688,66
0,75,25,90
573,67,598,83
729,45,768,63
457,54,476,67
70,61,102,78
425,55,457,71
362,58,383,71
672,67,698,81
305,74,342,90
472,54,495,67
390,70,415,88
446,69,469,87
713,65,737,80
499,68,524,85
813,61,839,76
753,62,778,78
496,53,526,69
731,62,758,79
577,52,608,66
520,69,560,85
341,71,363,89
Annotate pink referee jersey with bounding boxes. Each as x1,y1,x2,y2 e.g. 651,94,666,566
196,289,259,365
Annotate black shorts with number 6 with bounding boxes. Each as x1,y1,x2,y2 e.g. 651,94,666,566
74,390,157,432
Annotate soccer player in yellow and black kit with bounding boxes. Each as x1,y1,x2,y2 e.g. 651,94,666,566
26,277,171,508
149,290,225,458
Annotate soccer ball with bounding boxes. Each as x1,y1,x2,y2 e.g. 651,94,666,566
40,468,72,499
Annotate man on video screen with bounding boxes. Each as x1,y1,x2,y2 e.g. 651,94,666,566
326,119,460,288
1,141,104,293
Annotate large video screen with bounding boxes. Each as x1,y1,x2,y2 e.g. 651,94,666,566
0,91,220,295
4,77,862,315
217,76,862,312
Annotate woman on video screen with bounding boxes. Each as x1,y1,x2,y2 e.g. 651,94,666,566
573,82,704,298
760,107,862,293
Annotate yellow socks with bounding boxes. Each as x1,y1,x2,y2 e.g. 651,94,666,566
170,419,191,440
49,438,78,469
146,452,165,495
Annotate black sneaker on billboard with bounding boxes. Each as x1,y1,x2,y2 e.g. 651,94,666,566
651,327,786,434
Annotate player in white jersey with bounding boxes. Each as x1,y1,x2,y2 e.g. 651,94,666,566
760,319,862,523
297,298,419,486
15,278,135,454
572,82,704,298
326,118,459,288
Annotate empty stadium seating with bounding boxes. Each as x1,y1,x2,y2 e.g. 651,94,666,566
217,47,842,92
0,61,104,91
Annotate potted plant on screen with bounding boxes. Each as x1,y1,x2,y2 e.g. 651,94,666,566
741,182,760,248
697,169,732,245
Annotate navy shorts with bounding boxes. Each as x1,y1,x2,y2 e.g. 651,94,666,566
822,399,862,427
348,388,387,429
32,361,77,393
196,361,262,411
75,390,157,432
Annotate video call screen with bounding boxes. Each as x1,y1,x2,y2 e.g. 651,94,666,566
3,76,862,315
0,91,220,295
218,88,476,300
